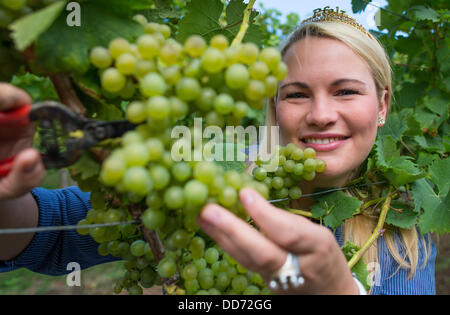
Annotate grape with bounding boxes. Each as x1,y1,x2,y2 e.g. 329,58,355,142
225,63,250,89
210,34,229,50
137,34,160,59
259,47,281,72
130,240,146,257
316,159,326,173
139,73,167,97
123,142,150,167
289,186,302,199
171,229,190,249
231,275,248,293
264,75,278,97
90,47,112,69
204,247,219,264
184,35,207,57
145,138,164,161
109,38,131,59
176,77,201,101
101,154,127,186
238,42,259,65
249,61,269,80
182,264,198,281
146,96,171,120
184,179,209,206
164,186,185,209
303,158,317,173
157,257,177,278
201,47,225,73
123,166,153,196
245,80,265,101
189,236,205,260
198,268,214,289
101,68,126,93
126,101,146,124
160,39,183,66
149,165,171,190
196,87,216,111
213,93,234,115
116,53,136,75
194,161,217,184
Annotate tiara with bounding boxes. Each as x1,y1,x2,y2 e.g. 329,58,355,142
300,6,374,39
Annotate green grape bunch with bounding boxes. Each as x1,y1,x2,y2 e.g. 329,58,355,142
74,16,325,295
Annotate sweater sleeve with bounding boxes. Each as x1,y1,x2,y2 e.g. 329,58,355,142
0,186,119,276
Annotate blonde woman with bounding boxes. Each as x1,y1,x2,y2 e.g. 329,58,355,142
197,9,436,295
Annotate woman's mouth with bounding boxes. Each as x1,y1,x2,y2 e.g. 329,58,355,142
301,136,350,151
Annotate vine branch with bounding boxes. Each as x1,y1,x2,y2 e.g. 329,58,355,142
347,186,394,269
231,0,256,46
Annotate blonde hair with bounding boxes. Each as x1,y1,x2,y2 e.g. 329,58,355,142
257,21,431,289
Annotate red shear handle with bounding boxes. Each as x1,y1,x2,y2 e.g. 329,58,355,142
0,104,31,127
0,156,14,178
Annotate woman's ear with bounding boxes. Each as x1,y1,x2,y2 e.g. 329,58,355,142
378,87,390,121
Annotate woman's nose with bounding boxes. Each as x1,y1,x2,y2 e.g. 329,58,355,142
305,95,339,128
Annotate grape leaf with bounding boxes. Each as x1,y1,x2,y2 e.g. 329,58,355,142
377,112,407,141
385,200,417,229
10,72,59,102
418,193,450,234
34,2,144,75
341,241,370,291
176,0,263,45
428,157,450,196
176,0,224,44
351,0,371,14
411,178,440,215
410,6,440,22
9,0,67,51
225,0,264,45
311,191,362,230
383,156,424,187
374,136,399,170
69,151,100,181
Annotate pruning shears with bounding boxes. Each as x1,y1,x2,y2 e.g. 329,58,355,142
0,101,136,178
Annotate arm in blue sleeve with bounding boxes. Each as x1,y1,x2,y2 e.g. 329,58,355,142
370,232,436,295
0,186,119,276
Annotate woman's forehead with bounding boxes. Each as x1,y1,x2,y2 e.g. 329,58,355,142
282,37,372,82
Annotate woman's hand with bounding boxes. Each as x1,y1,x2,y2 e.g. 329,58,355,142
196,188,359,295
0,83,45,200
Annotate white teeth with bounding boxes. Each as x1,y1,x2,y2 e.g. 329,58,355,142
304,137,343,144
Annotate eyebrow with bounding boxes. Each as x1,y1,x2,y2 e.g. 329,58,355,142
279,79,367,90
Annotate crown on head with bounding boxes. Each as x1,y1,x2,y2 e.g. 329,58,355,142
300,6,374,39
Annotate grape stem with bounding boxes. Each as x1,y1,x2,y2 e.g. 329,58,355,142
231,0,256,46
347,186,394,270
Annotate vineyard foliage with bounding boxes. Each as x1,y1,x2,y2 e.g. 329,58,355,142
0,0,448,294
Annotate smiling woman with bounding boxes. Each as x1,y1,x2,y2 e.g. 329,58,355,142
198,9,435,295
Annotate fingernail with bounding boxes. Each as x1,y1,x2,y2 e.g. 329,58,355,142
241,189,254,207
200,206,220,226
23,163,37,173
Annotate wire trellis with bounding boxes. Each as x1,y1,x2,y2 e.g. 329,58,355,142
0,181,386,235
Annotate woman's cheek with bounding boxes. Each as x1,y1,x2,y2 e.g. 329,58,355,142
276,103,303,142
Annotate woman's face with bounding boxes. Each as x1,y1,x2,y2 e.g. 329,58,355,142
276,37,388,188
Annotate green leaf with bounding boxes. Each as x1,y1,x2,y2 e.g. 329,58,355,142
342,241,370,291
377,112,407,141
176,0,224,44
385,200,417,229
383,156,424,187
69,151,100,181
411,178,441,215
311,191,362,230
351,0,371,14
10,72,59,102
423,95,449,127
9,0,67,51
428,157,450,196
395,82,427,108
34,2,144,75
418,193,450,234
225,0,264,45
374,136,399,170
410,6,440,22
176,0,264,45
